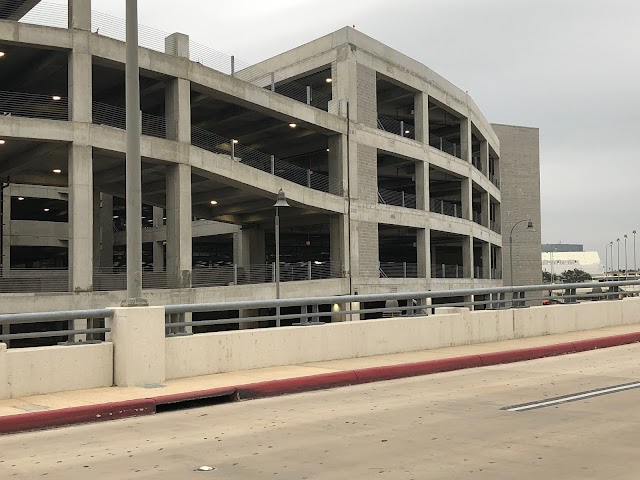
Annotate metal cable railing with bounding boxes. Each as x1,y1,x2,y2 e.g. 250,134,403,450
0,90,68,120
377,188,417,209
473,211,484,225
489,173,500,188
490,220,501,234
430,198,463,218
472,156,482,172
379,262,418,279
429,133,461,159
431,264,465,279
377,115,416,140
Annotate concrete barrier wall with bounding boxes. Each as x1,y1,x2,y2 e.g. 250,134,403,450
0,343,113,399
166,298,640,380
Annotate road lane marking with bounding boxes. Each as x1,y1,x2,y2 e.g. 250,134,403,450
502,381,640,412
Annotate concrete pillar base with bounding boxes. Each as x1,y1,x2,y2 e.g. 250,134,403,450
107,307,166,387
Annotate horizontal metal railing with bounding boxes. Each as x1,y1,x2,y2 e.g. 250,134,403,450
0,90,68,120
377,188,417,209
0,309,113,344
430,198,463,218
0,262,341,293
162,279,640,332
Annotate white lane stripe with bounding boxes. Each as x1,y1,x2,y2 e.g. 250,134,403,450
507,382,640,411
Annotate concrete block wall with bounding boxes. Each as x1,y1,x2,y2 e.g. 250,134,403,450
356,221,379,278
357,144,378,203
356,64,377,128
492,124,542,291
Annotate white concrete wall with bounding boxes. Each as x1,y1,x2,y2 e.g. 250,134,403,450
166,298,640,380
0,343,113,399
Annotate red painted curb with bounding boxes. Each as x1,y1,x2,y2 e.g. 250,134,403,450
152,387,237,406
354,355,484,384
479,341,578,366
0,399,155,435
572,332,640,352
236,370,359,400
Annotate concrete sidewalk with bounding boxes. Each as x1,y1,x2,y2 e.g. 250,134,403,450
1,324,639,434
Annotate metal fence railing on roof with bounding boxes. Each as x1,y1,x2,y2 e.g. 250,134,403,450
20,3,333,112
377,188,417,209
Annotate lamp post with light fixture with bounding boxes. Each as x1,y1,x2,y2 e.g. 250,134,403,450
273,189,289,327
617,238,620,274
634,230,637,275
624,234,628,279
509,219,533,306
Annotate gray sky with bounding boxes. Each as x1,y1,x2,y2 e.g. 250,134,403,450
54,0,640,266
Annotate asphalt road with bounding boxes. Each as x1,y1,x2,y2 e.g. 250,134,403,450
2,344,640,479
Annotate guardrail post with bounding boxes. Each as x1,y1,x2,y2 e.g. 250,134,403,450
272,262,276,283
456,265,460,278
439,137,443,150
308,261,312,280
307,169,312,188
230,56,235,77
454,204,458,217
401,191,405,207
306,86,311,105
233,264,238,285
442,264,446,278
231,140,235,160
400,120,405,137
403,262,407,278
270,72,275,92
270,155,275,175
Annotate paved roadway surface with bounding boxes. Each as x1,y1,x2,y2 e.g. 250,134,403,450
1,344,640,479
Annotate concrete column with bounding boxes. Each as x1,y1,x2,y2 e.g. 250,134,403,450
417,227,431,279
330,214,349,278
481,192,490,228
165,33,191,143
482,241,491,280
333,45,358,120
68,29,92,123
166,164,192,288
1,185,10,275
106,306,166,387
414,91,429,144
328,134,347,196
416,160,429,210
68,144,93,292
460,117,472,162
68,0,91,31
233,227,265,266
461,178,473,221
99,194,113,268
463,235,473,278
480,141,489,177
92,190,101,269
152,207,164,272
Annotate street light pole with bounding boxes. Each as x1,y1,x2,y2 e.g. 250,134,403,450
624,234,628,280
509,219,533,307
604,243,608,279
617,238,620,275
273,189,290,327
124,0,144,304
634,230,637,275
609,242,614,276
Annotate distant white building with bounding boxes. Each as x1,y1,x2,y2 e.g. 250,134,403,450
541,251,603,277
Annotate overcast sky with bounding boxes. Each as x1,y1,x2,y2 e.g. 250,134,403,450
52,0,640,267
